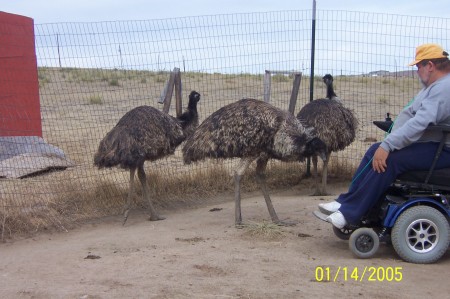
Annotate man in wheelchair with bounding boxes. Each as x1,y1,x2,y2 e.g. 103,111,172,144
316,43,450,263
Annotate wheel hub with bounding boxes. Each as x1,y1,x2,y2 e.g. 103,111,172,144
405,218,439,253
356,234,375,253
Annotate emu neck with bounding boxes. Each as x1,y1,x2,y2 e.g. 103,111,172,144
178,101,199,137
326,83,337,99
188,99,198,112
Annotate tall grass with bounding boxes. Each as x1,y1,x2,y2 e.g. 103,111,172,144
0,158,355,240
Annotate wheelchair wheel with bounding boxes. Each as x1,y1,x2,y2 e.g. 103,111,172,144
391,206,450,264
333,226,354,240
349,227,380,259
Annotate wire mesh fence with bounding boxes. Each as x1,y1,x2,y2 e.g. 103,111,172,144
1,10,449,238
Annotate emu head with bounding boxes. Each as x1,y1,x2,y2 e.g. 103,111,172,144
304,137,327,162
322,74,333,85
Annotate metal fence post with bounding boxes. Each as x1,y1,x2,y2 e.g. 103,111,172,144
306,0,317,176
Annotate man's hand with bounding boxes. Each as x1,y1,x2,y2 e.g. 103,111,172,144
372,147,389,173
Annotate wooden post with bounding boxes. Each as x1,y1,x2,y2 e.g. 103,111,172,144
288,72,302,115
159,67,181,115
174,68,182,117
263,70,302,113
158,75,170,104
162,69,177,114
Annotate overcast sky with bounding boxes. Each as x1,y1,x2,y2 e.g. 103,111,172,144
2,0,450,24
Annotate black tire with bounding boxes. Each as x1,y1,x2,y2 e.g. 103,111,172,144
349,227,380,259
391,206,450,264
333,226,354,240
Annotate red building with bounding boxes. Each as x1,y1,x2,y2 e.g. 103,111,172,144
0,11,42,137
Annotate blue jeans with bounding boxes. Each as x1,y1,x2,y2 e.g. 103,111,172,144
337,142,450,224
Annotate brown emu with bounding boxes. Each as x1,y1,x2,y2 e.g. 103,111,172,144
94,91,201,224
297,74,358,195
182,98,327,226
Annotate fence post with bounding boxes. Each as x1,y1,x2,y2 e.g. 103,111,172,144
174,69,182,117
263,70,271,103
288,73,302,115
160,68,179,114
306,0,317,176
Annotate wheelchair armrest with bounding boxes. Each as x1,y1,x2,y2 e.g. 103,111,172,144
373,121,450,134
373,120,393,132
424,124,450,133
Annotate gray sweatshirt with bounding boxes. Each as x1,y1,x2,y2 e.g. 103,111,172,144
380,72,450,152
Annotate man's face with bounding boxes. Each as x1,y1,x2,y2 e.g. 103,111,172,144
416,61,432,87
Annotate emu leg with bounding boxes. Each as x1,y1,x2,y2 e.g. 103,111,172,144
234,173,243,226
234,158,253,226
312,155,319,179
137,164,165,221
311,154,328,196
311,155,321,195
122,167,136,225
319,152,332,196
312,152,331,196
255,157,297,226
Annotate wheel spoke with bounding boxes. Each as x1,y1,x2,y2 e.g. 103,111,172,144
408,237,420,248
416,240,425,250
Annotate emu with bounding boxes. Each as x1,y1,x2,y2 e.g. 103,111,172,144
94,91,201,225
297,74,358,195
182,98,327,226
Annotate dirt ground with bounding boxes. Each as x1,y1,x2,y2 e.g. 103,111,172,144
0,180,449,299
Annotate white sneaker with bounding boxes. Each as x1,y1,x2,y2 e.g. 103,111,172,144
318,201,341,215
326,211,347,229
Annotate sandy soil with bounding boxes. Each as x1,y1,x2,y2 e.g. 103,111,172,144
1,180,448,299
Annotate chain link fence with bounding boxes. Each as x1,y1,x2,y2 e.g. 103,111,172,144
1,10,449,238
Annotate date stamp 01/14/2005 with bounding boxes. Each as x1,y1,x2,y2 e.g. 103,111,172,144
314,266,403,282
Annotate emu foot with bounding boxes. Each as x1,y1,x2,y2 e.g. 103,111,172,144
311,188,329,196
149,214,166,221
275,219,298,226
122,209,131,226
235,220,245,229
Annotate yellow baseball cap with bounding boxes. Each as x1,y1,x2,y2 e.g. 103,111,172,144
408,43,449,66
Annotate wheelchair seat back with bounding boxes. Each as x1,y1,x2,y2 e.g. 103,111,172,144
394,124,450,192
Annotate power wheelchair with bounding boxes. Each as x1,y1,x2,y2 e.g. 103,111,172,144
315,118,450,264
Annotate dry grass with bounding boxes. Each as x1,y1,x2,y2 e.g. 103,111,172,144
241,221,285,240
0,157,351,240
